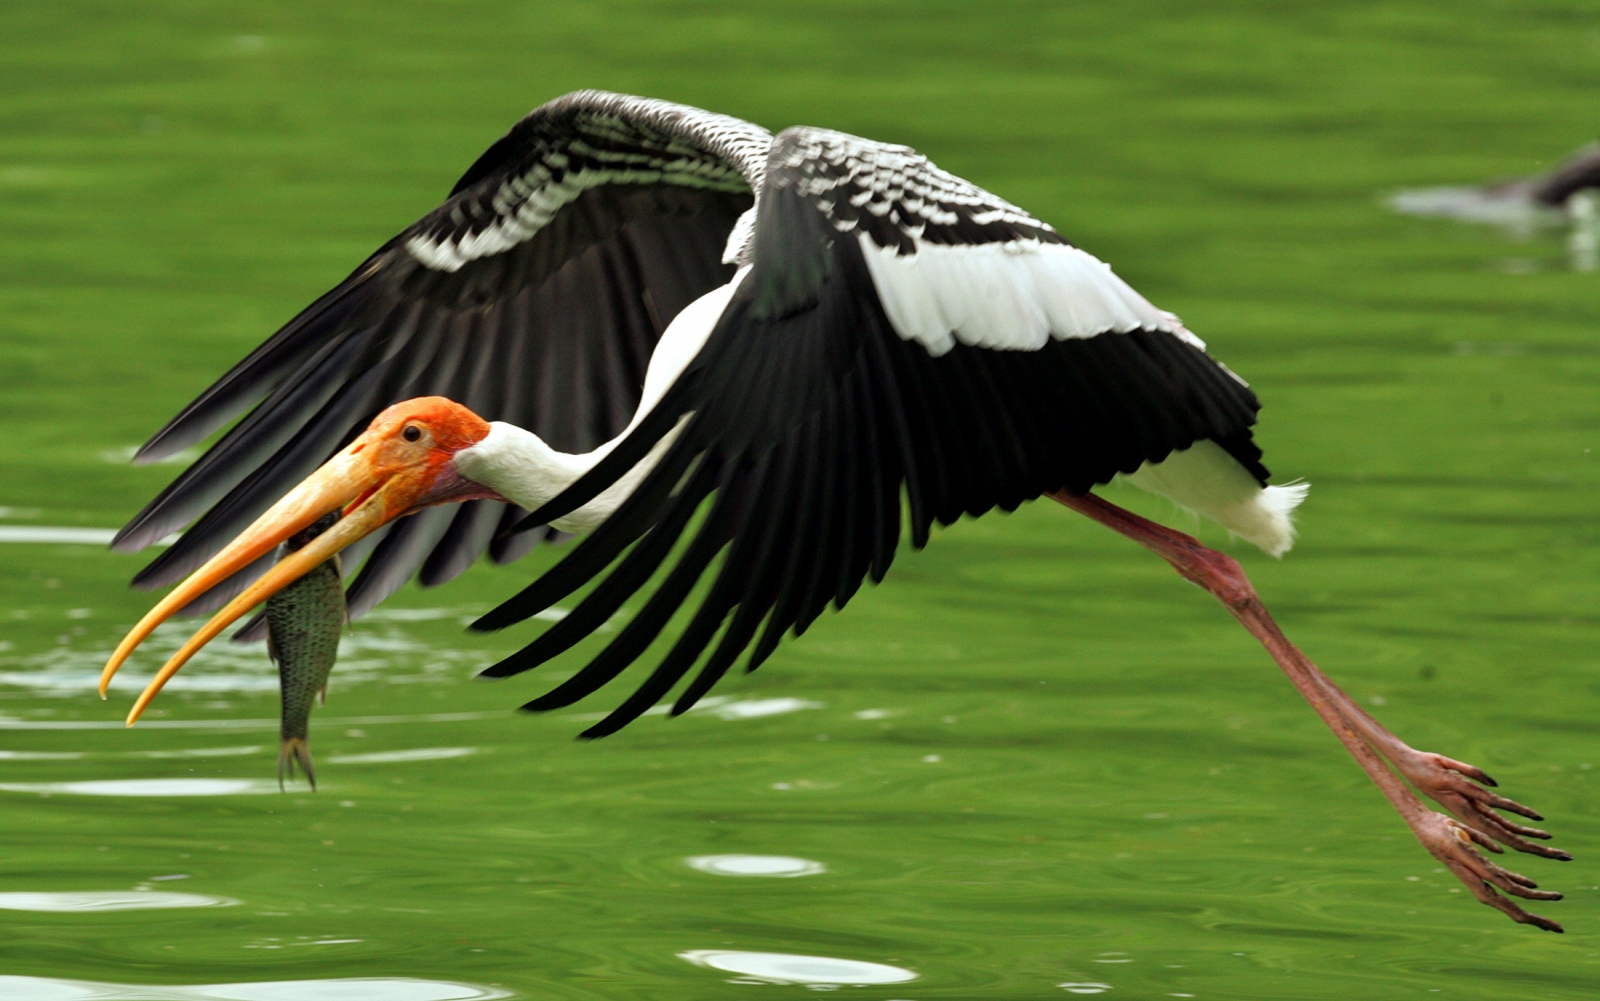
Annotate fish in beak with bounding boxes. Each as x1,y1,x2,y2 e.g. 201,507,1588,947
267,510,348,792
100,397,499,726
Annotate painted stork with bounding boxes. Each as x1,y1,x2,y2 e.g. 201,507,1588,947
97,92,1567,930
1389,141,1600,227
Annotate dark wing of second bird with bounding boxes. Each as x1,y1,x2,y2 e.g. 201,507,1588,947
473,126,1267,737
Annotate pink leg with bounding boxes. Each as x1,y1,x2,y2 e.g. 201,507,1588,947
1050,489,1567,932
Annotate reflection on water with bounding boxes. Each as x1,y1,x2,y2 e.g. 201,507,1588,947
0,526,181,545
0,750,82,760
0,711,506,731
129,746,261,758
0,668,283,694
0,891,238,912
1388,185,1564,230
1388,185,1600,270
685,854,826,877
1055,984,1113,995
679,950,918,985
702,697,824,720
0,779,294,796
1571,191,1598,270
0,527,119,545
327,747,475,764
0,620,488,697
0,976,511,1001
350,608,464,622
566,695,823,722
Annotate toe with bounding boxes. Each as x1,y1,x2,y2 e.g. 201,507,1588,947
1477,792,1544,822
1433,754,1497,787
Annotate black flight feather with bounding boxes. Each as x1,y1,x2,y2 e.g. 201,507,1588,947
472,124,1266,734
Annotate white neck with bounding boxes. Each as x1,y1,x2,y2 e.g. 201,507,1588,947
454,266,748,532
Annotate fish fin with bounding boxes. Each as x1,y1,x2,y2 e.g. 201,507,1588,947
317,685,327,706
333,555,351,630
279,737,316,792
231,609,269,645
265,631,279,665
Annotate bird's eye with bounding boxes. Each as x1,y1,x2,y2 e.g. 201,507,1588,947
402,425,422,443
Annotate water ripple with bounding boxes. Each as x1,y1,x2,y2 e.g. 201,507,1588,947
0,976,510,1000
0,711,506,731
0,891,237,912
327,747,476,764
0,779,294,796
679,950,917,985
685,854,827,877
0,623,482,696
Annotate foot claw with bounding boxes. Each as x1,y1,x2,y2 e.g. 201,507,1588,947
1458,801,1569,858
1394,750,1567,860
1478,792,1543,823
1413,810,1564,932
1466,810,1560,855
1431,754,1497,787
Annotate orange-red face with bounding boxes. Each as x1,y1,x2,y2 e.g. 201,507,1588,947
100,397,500,725
340,397,498,516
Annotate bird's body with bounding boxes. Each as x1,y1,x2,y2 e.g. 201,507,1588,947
99,92,1567,930
455,263,1306,557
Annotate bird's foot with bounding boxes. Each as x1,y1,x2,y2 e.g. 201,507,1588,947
1411,809,1564,932
1386,747,1571,860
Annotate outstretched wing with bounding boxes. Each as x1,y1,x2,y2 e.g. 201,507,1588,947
113,91,772,622
472,126,1268,737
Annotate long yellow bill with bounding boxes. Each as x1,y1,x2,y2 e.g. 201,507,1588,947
100,450,393,726
102,396,493,727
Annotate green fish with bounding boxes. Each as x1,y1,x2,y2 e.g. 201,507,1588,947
266,511,346,790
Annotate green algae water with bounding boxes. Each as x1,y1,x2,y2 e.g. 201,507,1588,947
3,2,1600,997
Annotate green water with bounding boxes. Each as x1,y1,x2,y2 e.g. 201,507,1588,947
3,2,1599,997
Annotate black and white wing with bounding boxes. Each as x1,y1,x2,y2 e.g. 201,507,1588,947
113,91,772,622
472,126,1268,737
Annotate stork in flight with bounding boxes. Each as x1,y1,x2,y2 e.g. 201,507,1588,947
97,92,1568,930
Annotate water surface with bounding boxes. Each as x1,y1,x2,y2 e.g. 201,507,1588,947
2,3,1599,999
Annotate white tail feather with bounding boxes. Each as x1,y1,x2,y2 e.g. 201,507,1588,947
1121,439,1308,557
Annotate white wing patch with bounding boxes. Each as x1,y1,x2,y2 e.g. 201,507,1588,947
858,236,1204,356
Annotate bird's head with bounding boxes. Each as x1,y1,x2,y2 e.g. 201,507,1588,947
335,397,500,512
100,397,504,724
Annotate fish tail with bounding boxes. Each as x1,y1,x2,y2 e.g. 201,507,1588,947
278,737,317,792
